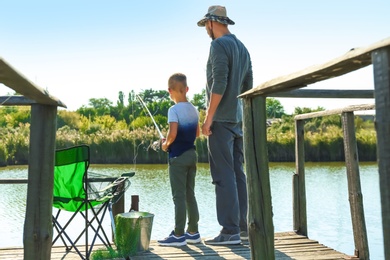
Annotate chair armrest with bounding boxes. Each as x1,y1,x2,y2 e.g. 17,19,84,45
121,172,135,178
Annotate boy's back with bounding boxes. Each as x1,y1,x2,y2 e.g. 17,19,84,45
167,102,198,158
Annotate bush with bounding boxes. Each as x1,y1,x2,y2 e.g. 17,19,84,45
0,142,7,166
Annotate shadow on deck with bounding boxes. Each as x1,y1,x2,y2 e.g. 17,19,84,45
0,232,357,260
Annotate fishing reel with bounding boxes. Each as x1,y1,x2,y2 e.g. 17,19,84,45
151,140,161,151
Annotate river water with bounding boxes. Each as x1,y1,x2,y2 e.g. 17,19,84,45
0,162,384,259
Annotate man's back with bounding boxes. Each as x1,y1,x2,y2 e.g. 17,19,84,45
207,34,253,123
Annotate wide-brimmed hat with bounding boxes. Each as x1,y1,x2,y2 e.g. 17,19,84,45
197,5,235,27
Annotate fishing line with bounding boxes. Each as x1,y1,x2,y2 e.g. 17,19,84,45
0,94,12,106
130,91,140,167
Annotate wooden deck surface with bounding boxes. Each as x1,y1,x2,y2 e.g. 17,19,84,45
0,232,357,260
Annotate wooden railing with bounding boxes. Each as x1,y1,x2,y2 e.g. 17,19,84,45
239,37,390,260
294,104,374,259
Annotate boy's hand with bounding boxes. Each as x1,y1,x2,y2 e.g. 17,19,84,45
161,138,169,152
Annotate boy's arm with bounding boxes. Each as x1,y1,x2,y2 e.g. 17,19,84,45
162,122,178,152
196,122,200,137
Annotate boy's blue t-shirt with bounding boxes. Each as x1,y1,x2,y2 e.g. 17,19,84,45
167,102,199,158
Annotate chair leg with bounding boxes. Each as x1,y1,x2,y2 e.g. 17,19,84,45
52,214,85,259
86,201,113,256
59,202,111,259
108,202,116,239
53,201,115,259
52,211,70,250
72,203,112,247
52,203,85,246
52,205,91,259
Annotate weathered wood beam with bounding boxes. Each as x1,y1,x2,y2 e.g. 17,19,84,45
341,112,369,259
240,37,390,98
294,104,375,121
243,96,274,259
294,119,307,236
0,96,36,106
372,46,390,260
269,89,374,99
23,104,57,260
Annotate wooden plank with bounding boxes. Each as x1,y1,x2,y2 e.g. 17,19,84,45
341,112,369,259
0,232,355,259
243,96,275,259
275,239,318,246
0,58,66,108
372,46,390,260
0,179,28,184
294,104,375,121
0,177,120,184
269,89,374,99
0,96,36,106
240,37,390,98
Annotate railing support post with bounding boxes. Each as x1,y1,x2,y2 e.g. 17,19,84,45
372,46,390,260
341,111,369,259
294,119,307,236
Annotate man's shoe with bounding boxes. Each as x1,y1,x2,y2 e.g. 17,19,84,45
204,233,241,245
158,231,187,246
185,232,201,244
240,231,248,241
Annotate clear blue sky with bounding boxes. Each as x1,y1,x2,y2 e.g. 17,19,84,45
1,0,389,113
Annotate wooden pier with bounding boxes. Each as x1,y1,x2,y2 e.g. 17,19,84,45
2,38,390,259
0,232,356,260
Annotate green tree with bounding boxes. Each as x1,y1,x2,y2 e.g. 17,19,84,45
117,91,125,107
294,106,325,115
266,98,285,118
89,98,113,116
191,89,206,110
0,106,31,127
140,89,169,103
77,105,96,121
77,98,113,121
57,110,84,130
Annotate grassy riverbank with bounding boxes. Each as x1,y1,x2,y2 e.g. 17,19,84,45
0,122,376,166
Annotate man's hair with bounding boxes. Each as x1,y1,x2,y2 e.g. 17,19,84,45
168,73,187,91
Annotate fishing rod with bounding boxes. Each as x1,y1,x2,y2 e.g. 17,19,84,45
136,95,165,151
136,94,164,139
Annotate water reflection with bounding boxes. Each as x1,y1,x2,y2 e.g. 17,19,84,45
0,162,383,259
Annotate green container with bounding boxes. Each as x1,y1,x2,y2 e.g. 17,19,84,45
115,211,154,256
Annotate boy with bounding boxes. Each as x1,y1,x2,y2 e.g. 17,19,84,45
157,73,201,246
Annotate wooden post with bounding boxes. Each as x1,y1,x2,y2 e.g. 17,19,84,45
372,46,390,260
130,195,140,211
23,104,57,260
294,119,307,236
341,112,369,259
112,189,125,218
243,96,274,260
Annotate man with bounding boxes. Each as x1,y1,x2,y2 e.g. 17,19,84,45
197,5,253,245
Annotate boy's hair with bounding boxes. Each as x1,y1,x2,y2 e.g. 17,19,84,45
168,73,187,92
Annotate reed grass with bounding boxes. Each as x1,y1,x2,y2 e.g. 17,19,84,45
0,122,378,166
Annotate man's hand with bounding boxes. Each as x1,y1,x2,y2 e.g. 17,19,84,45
202,93,221,136
202,120,212,136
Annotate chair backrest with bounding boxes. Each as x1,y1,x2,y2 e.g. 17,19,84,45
53,145,100,212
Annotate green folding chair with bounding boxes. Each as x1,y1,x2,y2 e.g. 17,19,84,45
52,145,133,259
